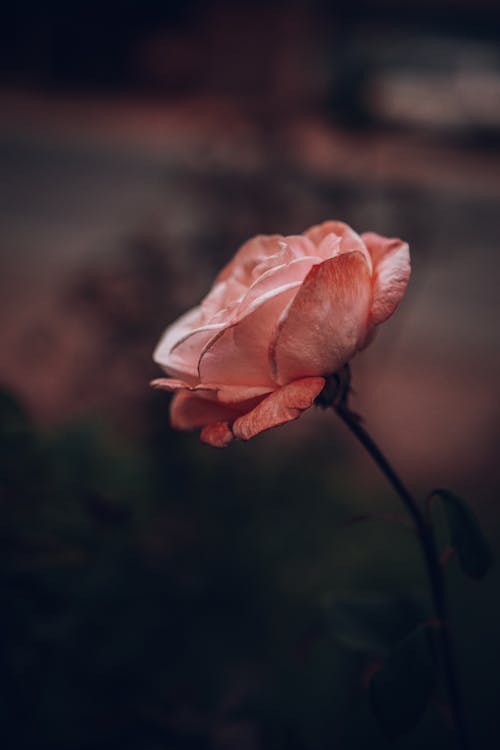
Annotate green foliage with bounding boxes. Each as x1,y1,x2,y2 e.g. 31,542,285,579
430,489,493,579
0,388,498,749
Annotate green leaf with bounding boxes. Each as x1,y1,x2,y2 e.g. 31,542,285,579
369,624,437,738
322,591,423,654
430,489,492,579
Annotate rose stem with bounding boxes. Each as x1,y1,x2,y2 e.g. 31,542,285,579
329,369,470,750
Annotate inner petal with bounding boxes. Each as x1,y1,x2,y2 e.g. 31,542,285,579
237,256,322,319
305,221,373,273
250,235,316,279
216,234,284,285
198,285,298,387
201,278,247,323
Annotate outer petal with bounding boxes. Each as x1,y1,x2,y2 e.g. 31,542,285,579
170,391,242,430
153,307,203,380
161,323,228,381
362,232,410,326
198,285,298,387
270,252,372,385
232,377,325,441
151,377,215,395
151,378,272,404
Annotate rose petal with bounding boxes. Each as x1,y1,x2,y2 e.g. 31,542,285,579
316,233,342,260
236,255,321,319
232,377,325,441
151,378,272,404
270,252,372,385
283,234,319,257
216,234,284,284
198,285,298,387
151,377,214,393
200,278,248,324
362,232,410,325
250,237,310,279
153,306,203,380
162,323,226,380
170,391,242,430
305,221,373,271
200,422,234,448
216,387,273,404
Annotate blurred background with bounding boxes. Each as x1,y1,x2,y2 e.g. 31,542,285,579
1,1,499,748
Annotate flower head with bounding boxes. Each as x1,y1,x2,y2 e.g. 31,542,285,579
152,221,410,446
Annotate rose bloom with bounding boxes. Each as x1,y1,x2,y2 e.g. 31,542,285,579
152,221,410,447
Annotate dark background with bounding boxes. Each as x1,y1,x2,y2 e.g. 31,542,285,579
1,1,500,748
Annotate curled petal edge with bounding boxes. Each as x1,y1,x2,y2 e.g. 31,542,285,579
362,232,411,326
158,377,326,447
232,376,325,442
151,378,273,404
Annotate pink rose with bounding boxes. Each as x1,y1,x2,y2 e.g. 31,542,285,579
152,221,410,447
